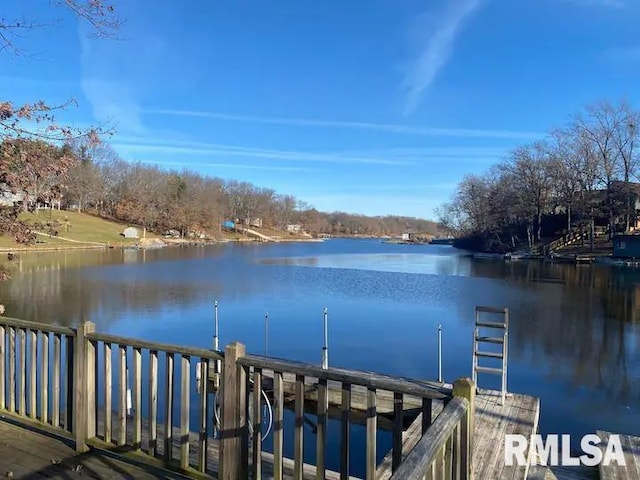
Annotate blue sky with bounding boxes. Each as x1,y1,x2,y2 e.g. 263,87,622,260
2,0,640,219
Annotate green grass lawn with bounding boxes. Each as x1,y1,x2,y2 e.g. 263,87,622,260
0,210,151,250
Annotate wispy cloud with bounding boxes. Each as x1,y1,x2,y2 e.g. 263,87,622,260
402,0,483,115
112,138,414,166
110,136,506,171
561,0,625,7
143,109,542,140
137,159,314,172
78,25,147,135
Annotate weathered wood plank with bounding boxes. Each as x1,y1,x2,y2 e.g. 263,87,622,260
164,351,174,461
19,328,26,416
239,355,448,400
316,377,328,480
221,343,247,480
294,374,305,480
251,369,426,417
29,329,37,419
0,316,75,336
366,387,377,480
52,333,61,427
104,342,112,444
40,331,49,425
198,359,208,473
8,327,15,412
133,346,142,449
274,371,285,480
86,331,223,361
341,382,352,480
388,397,469,480
148,349,158,456
253,368,263,480
392,392,403,472
180,354,190,469
86,334,97,440
597,431,640,480
118,344,127,446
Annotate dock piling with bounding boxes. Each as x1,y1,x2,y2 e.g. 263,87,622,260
438,324,443,383
213,300,219,352
213,301,221,376
322,307,328,369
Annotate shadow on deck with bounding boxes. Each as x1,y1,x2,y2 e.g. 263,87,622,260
0,416,185,479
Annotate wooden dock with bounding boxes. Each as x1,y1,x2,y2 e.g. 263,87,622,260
0,416,179,479
597,431,640,480
0,387,540,480
375,389,540,480
1,316,636,480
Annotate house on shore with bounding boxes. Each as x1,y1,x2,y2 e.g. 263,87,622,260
613,234,640,258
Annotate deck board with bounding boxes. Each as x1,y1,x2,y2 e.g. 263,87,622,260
0,417,181,479
0,408,356,480
375,389,540,480
597,430,640,480
527,464,599,480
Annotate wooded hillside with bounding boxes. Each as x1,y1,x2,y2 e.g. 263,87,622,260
438,100,640,253
0,136,439,242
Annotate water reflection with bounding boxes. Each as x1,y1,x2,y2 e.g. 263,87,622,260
261,252,473,277
0,241,638,442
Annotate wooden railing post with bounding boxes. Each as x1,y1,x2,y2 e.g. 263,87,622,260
73,321,96,453
220,342,247,480
453,378,475,480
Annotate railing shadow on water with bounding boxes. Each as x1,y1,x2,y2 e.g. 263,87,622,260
1,316,476,480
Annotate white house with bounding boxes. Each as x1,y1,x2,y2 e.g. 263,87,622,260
122,227,139,239
0,183,25,207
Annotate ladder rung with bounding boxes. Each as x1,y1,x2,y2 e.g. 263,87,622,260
475,366,503,375
476,321,506,329
475,351,504,359
475,336,505,344
476,306,508,314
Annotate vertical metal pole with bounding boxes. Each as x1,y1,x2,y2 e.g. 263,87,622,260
264,312,269,356
322,307,328,369
213,300,221,378
213,301,219,352
437,324,442,383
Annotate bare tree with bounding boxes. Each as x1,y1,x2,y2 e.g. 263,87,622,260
0,1,120,246
612,102,640,230
573,101,625,239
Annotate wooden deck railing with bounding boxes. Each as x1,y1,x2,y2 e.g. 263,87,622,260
228,347,470,480
83,326,225,474
1,317,475,480
0,316,76,436
389,380,474,480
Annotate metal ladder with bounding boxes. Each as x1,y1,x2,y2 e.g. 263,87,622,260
472,306,509,405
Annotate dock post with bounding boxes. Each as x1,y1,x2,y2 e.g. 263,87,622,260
322,307,328,369
73,321,95,453
220,342,248,480
213,301,219,352
453,378,476,480
213,301,221,377
437,324,442,383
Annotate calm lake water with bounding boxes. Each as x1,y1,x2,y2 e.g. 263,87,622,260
1,239,639,474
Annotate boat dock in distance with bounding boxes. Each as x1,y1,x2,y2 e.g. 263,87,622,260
0,313,639,479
